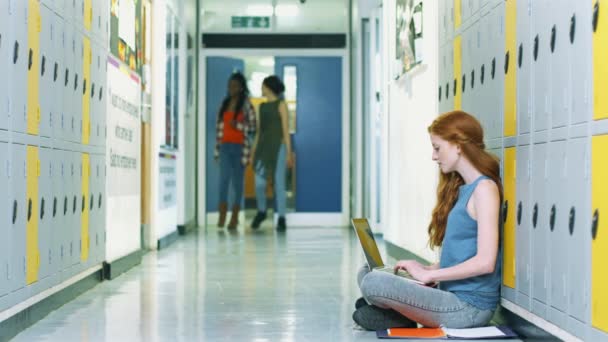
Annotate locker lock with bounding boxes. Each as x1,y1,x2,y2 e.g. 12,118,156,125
549,204,556,231
65,69,70,87
98,193,102,209
517,201,522,226
593,1,599,33
532,203,539,228
81,195,85,213
470,70,475,89
453,79,457,96
491,58,496,80
550,25,557,53
40,198,45,220
518,43,523,69
480,64,485,84
569,207,576,236
28,49,33,71
54,63,58,82
502,201,509,224
461,74,466,93
27,199,32,222
533,35,539,61
90,195,94,211
83,79,87,95
445,82,450,99
41,56,46,76
53,197,57,218
570,14,576,44
12,200,17,224
438,86,442,102
13,41,19,64
73,196,77,214
592,209,599,240
504,51,510,74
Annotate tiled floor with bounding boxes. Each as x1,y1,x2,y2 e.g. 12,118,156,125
12,224,377,341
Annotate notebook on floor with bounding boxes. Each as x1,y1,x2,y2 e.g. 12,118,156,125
376,325,519,340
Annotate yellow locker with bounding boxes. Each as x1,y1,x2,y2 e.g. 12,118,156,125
592,135,608,332
453,35,462,110
454,0,462,28
26,146,40,284
503,147,516,288
84,0,93,31
27,0,41,135
81,154,90,262
82,37,91,145
593,0,608,120
504,0,517,136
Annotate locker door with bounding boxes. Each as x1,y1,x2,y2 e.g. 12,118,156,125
53,14,65,141
0,142,9,296
100,0,109,47
593,0,608,120
38,148,52,280
494,2,506,139
531,143,549,319
98,154,106,261
570,0,593,124
453,34,462,110
88,154,97,263
548,140,568,314
25,145,40,285
10,144,27,291
591,134,608,332
503,147,517,290
10,0,29,134
80,153,89,263
516,144,532,308
70,151,80,267
439,44,445,114
550,0,571,129
517,0,532,134
54,0,65,18
49,150,60,278
89,42,98,146
98,48,107,146
532,0,551,131
27,0,41,136
62,23,74,143
461,29,470,113
446,0,454,39
0,1,10,131
40,4,54,138
455,0,462,29
59,150,69,270
82,36,91,145
477,13,489,132
503,0,517,137
84,0,92,32
439,0,446,46
72,30,83,143
469,23,479,117
567,137,590,323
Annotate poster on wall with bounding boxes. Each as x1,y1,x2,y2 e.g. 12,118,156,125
158,153,177,210
395,0,423,78
111,0,143,76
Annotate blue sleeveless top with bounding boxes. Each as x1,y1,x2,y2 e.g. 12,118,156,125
438,175,502,310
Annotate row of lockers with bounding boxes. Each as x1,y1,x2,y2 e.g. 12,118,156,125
439,0,502,45
1,2,108,147
0,143,106,313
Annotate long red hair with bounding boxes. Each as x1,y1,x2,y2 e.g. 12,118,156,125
427,111,503,249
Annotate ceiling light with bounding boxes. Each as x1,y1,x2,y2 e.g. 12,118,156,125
259,58,275,67
246,4,274,17
275,4,299,17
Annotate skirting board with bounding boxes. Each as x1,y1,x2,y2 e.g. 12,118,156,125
277,213,345,227
157,230,179,250
0,267,103,342
177,218,197,235
103,249,143,280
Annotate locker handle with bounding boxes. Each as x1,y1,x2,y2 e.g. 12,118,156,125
40,198,45,220
569,207,576,236
470,70,475,89
82,195,85,213
12,200,18,224
517,201,522,226
73,196,77,214
550,25,556,53
74,73,79,91
64,196,68,216
90,194,94,211
438,86,442,102
53,197,57,218
453,79,457,96
491,58,496,80
83,79,87,95
518,43,523,69
533,35,539,61
592,209,599,240
480,64,485,84
65,69,70,87
570,14,576,44
54,62,58,82
445,83,450,99
99,87,104,101
41,56,46,76
549,204,556,231
28,49,33,71
462,74,466,93
533,203,539,228
504,51,510,74
91,83,95,98
503,201,509,224
27,198,32,222
593,1,599,33
98,193,102,209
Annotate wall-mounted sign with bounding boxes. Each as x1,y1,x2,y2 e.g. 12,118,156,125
231,16,271,29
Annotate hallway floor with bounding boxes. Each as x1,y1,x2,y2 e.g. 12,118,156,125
12,225,378,341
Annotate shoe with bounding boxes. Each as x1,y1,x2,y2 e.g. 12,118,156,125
251,211,267,229
227,205,240,229
277,216,286,232
218,202,228,227
355,297,368,310
352,305,417,331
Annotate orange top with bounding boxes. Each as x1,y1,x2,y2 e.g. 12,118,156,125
222,111,245,144
387,328,446,338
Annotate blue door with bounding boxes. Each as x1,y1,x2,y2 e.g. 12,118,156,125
275,57,343,213
205,57,244,212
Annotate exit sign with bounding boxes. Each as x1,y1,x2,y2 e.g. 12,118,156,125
231,16,271,29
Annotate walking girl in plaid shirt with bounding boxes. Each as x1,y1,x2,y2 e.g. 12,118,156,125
214,72,256,229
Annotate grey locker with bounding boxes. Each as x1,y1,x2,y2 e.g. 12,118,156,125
10,0,28,134
100,0,110,47
461,27,472,113
10,143,27,292
547,140,568,315
54,0,65,18
471,0,480,15
98,47,107,146
550,0,571,129
54,14,66,141
40,5,54,138
57,150,70,271
74,0,84,27
70,151,80,267
569,0,593,125
439,43,446,113
92,154,102,263
38,148,53,280
566,137,590,324
64,0,75,22
532,0,551,132
488,3,505,140
517,0,532,134
90,42,99,147
516,144,532,309
477,12,490,132
62,23,75,143
445,42,454,112
73,30,84,144
99,154,106,262
531,142,549,320
446,0,454,41
469,22,480,117
41,0,54,12
1,1,10,131
0,142,10,297
461,0,469,25
49,150,61,278
439,0,446,45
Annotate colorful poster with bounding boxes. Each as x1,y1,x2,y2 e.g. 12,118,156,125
110,0,142,75
395,0,423,77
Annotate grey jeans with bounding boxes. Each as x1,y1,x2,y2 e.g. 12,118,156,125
357,266,495,328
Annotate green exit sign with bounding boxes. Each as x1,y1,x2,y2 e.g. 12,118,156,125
231,16,271,29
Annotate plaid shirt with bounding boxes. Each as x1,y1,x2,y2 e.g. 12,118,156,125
214,99,257,166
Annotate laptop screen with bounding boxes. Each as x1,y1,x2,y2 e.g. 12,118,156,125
352,218,385,269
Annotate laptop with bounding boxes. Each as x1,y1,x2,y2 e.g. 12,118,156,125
351,218,425,285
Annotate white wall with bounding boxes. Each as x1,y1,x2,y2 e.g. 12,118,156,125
381,0,440,262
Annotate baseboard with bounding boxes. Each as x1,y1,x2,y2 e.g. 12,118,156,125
177,218,197,235
103,249,143,280
281,213,345,227
385,242,560,341
157,230,179,250
0,267,103,342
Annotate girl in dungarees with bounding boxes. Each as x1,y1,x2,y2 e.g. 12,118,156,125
354,111,503,330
